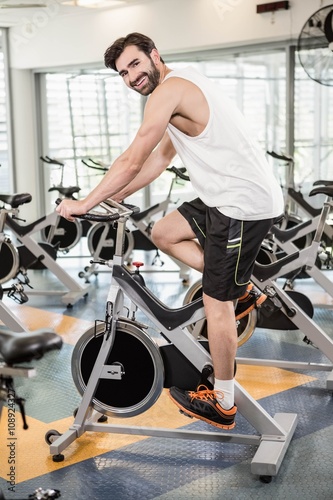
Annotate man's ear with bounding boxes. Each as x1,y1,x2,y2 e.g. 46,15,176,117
150,48,160,66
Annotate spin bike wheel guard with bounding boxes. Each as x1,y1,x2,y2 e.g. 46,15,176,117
71,321,164,418
42,218,81,252
256,290,314,330
159,339,210,390
87,222,130,261
0,241,20,284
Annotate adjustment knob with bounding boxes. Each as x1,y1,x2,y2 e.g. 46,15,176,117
132,261,144,270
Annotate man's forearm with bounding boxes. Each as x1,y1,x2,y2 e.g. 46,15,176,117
113,151,171,202
82,154,141,209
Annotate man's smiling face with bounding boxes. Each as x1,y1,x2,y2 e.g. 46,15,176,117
116,45,161,96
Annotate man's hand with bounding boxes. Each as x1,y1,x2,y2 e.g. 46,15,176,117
56,199,88,221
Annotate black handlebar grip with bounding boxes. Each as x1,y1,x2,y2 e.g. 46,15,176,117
267,151,293,162
40,156,65,167
168,166,190,181
76,212,120,222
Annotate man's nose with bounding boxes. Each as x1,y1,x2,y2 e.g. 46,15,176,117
129,71,139,85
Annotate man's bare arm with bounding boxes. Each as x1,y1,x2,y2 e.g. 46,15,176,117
56,79,182,220
113,132,176,202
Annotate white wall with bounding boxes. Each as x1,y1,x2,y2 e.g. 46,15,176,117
5,0,330,218
8,0,330,69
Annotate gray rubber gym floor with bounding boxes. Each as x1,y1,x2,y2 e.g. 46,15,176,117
1,252,333,500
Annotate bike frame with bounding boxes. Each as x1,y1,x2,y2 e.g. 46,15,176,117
48,199,297,480
81,166,191,282
1,199,90,306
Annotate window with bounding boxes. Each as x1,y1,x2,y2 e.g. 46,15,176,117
159,50,287,201
0,29,11,193
40,48,288,212
294,59,333,194
41,70,142,209
170,51,286,154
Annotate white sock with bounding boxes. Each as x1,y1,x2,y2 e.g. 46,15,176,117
214,378,234,410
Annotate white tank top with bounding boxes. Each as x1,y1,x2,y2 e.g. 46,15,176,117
164,67,284,220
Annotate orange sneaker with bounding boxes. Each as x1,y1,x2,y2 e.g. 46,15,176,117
169,385,237,430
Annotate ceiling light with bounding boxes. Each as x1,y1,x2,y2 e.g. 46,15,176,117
63,0,126,8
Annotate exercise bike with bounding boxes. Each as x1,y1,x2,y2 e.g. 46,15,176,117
267,150,333,259
80,164,192,282
261,183,333,294
233,184,333,389
46,198,297,482
184,185,333,387
0,313,63,500
40,156,90,253
0,290,63,426
0,193,57,285
0,193,90,307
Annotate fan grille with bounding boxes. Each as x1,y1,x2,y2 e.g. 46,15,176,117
297,5,333,86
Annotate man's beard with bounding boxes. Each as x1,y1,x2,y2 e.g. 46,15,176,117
130,60,160,96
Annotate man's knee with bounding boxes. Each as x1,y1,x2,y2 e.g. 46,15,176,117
203,295,236,317
152,210,193,250
151,219,168,249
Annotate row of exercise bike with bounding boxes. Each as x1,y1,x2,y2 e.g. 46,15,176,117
1,154,333,483
0,157,192,289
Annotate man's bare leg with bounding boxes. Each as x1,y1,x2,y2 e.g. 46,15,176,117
168,291,238,426
151,210,204,273
203,294,237,381
153,209,237,378
154,210,237,412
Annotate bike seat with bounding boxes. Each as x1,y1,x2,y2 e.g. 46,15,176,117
113,265,203,330
309,185,333,197
270,219,312,243
48,186,81,197
0,193,32,208
0,329,63,365
312,179,333,187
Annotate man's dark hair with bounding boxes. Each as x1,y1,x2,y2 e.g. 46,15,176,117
104,32,164,72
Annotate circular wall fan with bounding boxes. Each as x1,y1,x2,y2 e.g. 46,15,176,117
297,4,333,86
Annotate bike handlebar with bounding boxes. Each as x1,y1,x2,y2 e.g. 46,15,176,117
81,159,109,172
55,198,140,222
82,158,190,181
167,166,190,181
76,211,122,222
40,156,65,167
267,151,294,163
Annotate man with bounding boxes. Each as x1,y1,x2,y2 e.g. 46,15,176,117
56,32,284,430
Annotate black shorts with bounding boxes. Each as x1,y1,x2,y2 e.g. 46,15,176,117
178,198,280,301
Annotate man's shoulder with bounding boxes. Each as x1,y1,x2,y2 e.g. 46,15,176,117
164,66,197,80
158,73,193,94
162,67,205,89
